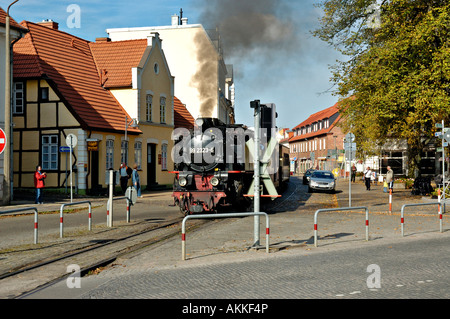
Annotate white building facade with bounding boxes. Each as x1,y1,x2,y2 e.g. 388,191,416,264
106,14,235,124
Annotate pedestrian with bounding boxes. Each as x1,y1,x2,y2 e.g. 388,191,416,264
34,165,47,204
386,166,394,193
372,171,378,185
351,164,357,182
364,166,372,190
119,162,131,194
132,163,142,198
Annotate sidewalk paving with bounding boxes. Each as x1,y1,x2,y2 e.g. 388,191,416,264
93,177,448,273
1,177,448,298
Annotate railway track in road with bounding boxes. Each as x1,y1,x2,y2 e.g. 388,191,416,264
0,215,215,298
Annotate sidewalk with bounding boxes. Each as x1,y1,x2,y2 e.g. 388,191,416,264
1,177,448,298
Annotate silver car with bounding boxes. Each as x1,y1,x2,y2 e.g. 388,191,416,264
308,170,336,193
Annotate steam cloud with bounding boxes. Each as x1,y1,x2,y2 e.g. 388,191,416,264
198,0,297,58
193,0,299,118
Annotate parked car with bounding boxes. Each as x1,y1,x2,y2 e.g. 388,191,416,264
308,170,336,193
302,169,316,185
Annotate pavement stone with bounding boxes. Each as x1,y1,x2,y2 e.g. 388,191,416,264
1,177,449,299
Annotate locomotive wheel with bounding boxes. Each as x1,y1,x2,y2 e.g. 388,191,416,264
208,197,216,213
180,198,190,216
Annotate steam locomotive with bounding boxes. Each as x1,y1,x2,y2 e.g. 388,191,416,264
171,102,289,215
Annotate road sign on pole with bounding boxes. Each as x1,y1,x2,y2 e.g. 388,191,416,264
0,128,6,155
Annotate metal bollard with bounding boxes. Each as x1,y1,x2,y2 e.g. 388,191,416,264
400,202,443,237
314,206,369,247
59,201,92,238
181,212,270,261
106,196,131,226
389,189,392,214
0,207,39,244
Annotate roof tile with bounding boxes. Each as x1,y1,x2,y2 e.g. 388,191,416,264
13,21,140,134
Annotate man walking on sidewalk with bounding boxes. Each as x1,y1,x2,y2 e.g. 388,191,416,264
364,166,372,191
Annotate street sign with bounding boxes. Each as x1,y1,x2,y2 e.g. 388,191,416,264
444,132,450,143
344,142,356,151
436,123,443,128
125,186,138,205
344,133,355,143
66,134,77,148
0,128,6,155
59,146,71,152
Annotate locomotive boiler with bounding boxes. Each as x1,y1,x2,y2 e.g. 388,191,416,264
171,102,289,215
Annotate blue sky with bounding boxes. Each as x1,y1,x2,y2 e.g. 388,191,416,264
4,0,343,129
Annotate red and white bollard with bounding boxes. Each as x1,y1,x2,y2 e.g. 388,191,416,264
389,188,392,214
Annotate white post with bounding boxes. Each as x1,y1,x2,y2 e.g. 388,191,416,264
69,137,73,203
253,101,261,246
108,169,114,227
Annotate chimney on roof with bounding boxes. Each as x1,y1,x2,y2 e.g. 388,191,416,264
38,19,59,30
171,14,179,26
96,37,111,43
172,9,187,26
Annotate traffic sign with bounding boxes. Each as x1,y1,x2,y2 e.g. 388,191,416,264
0,128,6,155
59,146,72,152
344,133,355,142
66,134,77,148
125,186,138,205
444,132,450,143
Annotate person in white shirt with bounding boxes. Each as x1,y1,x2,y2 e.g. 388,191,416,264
364,167,373,190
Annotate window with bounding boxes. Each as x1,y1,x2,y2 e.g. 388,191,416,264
39,87,49,102
42,135,58,170
146,94,152,122
161,143,168,170
160,96,166,123
121,140,128,164
106,139,114,169
13,82,24,114
134,141,142,170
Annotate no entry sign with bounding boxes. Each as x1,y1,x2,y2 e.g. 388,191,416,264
0,128,6,155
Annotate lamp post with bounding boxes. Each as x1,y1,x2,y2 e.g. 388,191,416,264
3,0,19,205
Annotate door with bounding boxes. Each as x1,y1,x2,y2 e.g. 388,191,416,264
147,143,156,187
91,150,99,188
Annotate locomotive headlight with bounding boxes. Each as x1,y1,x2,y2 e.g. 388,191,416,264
179,177,187,187
210,177,219,186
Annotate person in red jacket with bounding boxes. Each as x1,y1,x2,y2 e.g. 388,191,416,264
34,165,47,204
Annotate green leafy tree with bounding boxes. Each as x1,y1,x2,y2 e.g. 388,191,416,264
313,0,450,176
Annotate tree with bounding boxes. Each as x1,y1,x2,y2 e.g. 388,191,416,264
313,0,450,176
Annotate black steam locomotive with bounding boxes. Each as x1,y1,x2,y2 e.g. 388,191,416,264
171,102,289,215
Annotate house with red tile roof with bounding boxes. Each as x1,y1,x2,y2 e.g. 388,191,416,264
11,20,180,194
288,102,345,174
